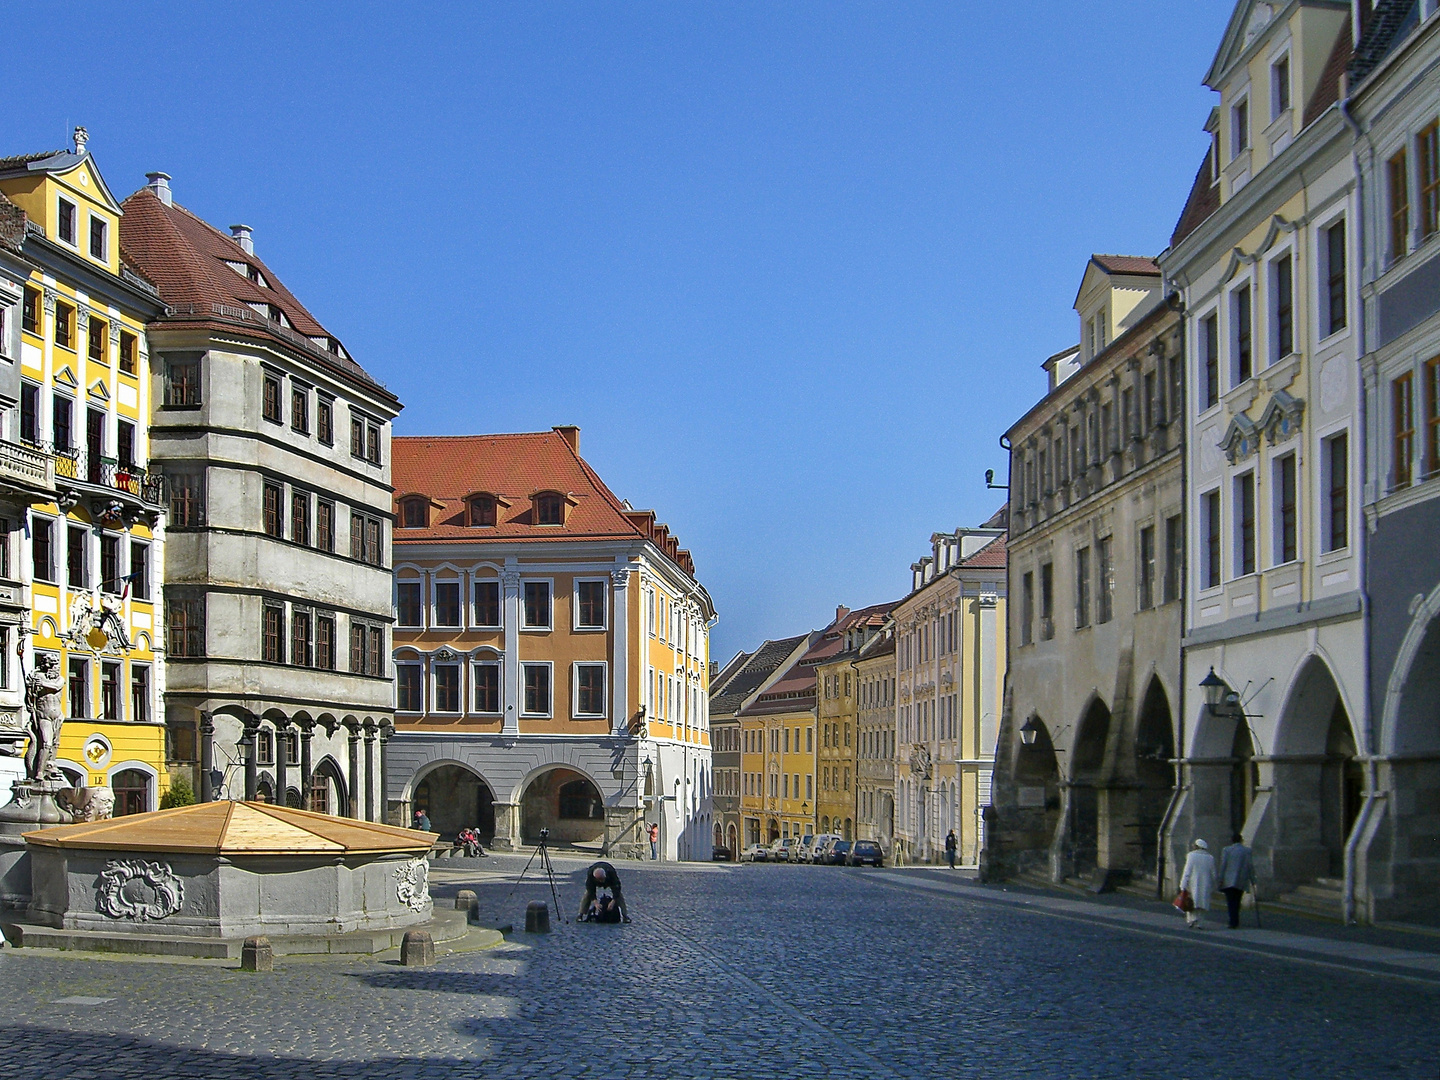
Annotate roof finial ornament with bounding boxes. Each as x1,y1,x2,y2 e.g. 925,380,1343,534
73,126,89,154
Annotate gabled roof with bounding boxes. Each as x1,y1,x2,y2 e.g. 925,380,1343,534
1089,254,1161,277
118,187,386,394
1350,0,1422,84
709,634,811,716
960,533,1007,570
1303,16,1354,127
392,429,700,580
0,148,123,211
1203,0,1293,89
1170,147,1221,248
740,604,895,717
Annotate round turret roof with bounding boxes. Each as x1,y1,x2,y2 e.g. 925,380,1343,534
24,801,436,856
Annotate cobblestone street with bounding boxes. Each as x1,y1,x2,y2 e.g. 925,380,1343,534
1,855,1437,1079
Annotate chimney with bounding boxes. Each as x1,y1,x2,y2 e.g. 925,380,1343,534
835,605,851,625
553,425,580,454
73,127,89,155
230,224,254,255
145,172,172,207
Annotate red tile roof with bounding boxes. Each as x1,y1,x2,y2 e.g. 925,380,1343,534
1170,148,1220,249
1091,254,1160,277
738,602,896,716
960,533,1007,569
392,429,696,578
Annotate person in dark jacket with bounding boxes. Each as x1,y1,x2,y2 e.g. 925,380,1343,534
1218,833,1255,929
944,830,959,869
578,861,630,922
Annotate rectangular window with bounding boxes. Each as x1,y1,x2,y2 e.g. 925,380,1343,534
1390,149,1411,259
125,540,149,601
316,614,335,670
473,663,500,713
368,625,383,677
117,421,134,468
67,526,86,589
350,512,364,560
263,373,282,423
1232,97,1249,156
1235,473,1256,577
1272,55,1290,116
101,662,120,720
20,384,38,444
523,663,552,715
575,664,606,717
1326,220,1347,336
58,198,76,245
473,580,500,627
1164,514,1184,603
1395,372,1416,489
434,581,461,627
167,594,205,657
263,604,285,663
119,331,137,375
397,582,422,627
88,315,106,363
1074,546,1091,629
1421,124,1439,241
367,423,381,465
54,301,73,350
292,609,313,668
316,501,334,552
434,665,460,712
1096,536,1114,624
1427,357,1440,479
53,395,73,451
1204,490,1222,590
350,417,364,458
1138,525,1155,610
1233,285,1252,384
22,287,39,335
263,483,284,537
523,581,551,628
101,535,120,594
291,491,309,546
365,519,381,566
317,398,333,445
1273,254,1293,361
291,386,309,433
131,665,149,721
165,357,201,406
397,665,422,712
1275,453,1297,565
68,658,88,718
576,580,606,628
1040,562,1054,640
349,623,366,673
1020,571,1034,646
169,469,205,527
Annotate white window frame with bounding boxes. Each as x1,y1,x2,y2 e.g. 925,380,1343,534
470,657,503,716
1232,469,1257,581
1267,245,1296,367
396,577,425,629
431,659,463,715
521,577,553,631
87,212,108,262
1318,423,1351,558
471,576,502,630
572,661,608,719
1229,276,1255,389
395,659,424,714
432,575,463,629
1269,51,1291,121
572,577,609,632
1316,209,1349,343
1231,93,1251,158
56,196,78,248
1269,440,1301,568
521,660,554,717
1199,486,1224,594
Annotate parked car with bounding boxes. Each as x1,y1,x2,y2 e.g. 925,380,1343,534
775,836,801,862
807,834,841,863
846,840,884,867
741,843,768,863
712,845,733,862
826,840,853,865
793,834,819,863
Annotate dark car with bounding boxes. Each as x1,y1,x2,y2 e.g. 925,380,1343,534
712,845,732,862
827,840,852,865
847,840,884,867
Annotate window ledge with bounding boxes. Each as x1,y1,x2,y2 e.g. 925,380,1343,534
1263,353,1301,392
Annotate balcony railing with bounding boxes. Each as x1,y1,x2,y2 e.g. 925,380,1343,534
0,438,56,496
49,444,164,506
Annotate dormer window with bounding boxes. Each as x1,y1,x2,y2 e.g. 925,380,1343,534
58,198,76,245
535,492,564,526
400,497,429,529
1231,97,1250,158
1271,55,1290,119
89,216,107,260
470,495,497,527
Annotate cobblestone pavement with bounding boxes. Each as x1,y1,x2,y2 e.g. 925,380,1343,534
1,855,1437,1078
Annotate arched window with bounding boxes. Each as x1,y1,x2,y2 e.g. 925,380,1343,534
535,492,564,526
400,497,429,529
470,495,496,527
112,768,152,816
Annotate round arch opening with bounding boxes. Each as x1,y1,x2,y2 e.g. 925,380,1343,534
519,767,604,846
414,764,496,841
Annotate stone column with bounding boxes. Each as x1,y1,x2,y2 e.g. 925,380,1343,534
299,719,314,809
501,565,521,735
275,719,290,807
363,721,376,822
379,720,393,826
199,711,215,803
241,715,259,802
491,801,519,851
346,722,361,818
611,566,632,734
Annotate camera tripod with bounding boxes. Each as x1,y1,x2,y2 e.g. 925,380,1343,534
505,827,566,925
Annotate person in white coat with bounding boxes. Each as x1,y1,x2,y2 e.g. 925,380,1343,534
1179,838,1217,928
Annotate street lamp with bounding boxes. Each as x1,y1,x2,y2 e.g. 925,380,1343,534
1019,716,1041,747
1200,667,1240,716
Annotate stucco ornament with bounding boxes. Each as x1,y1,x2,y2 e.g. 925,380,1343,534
57,785,114,822
65,588,132,654
97,859,184,921
395,857,430,912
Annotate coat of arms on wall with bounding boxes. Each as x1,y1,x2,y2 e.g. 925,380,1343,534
64,589,132,654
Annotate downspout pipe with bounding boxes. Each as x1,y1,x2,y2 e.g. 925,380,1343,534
1339,85,1377,925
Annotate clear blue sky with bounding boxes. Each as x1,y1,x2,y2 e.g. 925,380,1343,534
15,1,1231,663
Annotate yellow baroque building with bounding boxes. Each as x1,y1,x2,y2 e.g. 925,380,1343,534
0,131,169,811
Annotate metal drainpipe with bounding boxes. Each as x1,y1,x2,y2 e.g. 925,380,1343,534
1340,88,1376,925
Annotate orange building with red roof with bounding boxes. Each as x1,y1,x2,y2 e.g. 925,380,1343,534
387,426,716,861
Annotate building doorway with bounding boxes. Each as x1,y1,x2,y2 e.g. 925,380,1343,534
1070,699,1112,875
111,769,151,816
1134,679,1176,873
519,768,605,846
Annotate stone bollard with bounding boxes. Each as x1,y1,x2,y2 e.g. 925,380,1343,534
401,929,435,967
525,900,550,933
455,889,477,912
241,936,273,972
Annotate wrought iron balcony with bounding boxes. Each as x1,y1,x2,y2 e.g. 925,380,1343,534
0,438,56,499
48,443,164,508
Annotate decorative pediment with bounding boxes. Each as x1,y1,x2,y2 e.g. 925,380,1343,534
1258,390,1305,444
1221,216,1299,283
1219,413,1260,464
87,379,110,402
54,366,78,390
432,647,459,663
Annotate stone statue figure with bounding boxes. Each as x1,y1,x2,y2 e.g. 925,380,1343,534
24,653,66,782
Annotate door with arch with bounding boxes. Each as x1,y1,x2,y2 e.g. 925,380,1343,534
111,769,152,816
